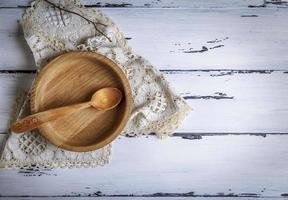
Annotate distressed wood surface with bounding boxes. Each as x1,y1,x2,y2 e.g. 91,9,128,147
0,71,287,134
0,0,288,198
0,0,268,8
1,135,288,197
1,7,288,70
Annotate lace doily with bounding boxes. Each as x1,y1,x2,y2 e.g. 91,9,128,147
0,0,191,169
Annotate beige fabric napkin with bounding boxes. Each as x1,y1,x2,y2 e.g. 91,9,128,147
0,0,191,168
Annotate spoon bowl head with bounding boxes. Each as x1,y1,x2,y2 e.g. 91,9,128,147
90,87,122,110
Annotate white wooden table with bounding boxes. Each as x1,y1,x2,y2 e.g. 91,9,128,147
0,0,288,199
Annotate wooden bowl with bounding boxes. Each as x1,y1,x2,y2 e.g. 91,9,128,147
30,51,132,152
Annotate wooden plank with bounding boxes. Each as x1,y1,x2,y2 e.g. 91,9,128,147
0,135,288,197
168,70,288,133
1,7,288,70
0,71,287,133
0,0,266,8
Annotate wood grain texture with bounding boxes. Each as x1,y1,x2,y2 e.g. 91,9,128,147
0,135,288,197
27,52,131,151
11,102,92,133
1,7,288,70
1,71,287,134
11,87,123,133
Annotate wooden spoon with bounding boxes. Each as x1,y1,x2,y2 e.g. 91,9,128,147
11,87,122,133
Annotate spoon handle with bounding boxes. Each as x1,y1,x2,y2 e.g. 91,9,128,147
11,102,91,133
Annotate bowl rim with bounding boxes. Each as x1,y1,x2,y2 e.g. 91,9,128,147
30,51,133,152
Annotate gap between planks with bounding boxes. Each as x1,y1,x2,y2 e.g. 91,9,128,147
0,0,269,9
0,195,286,199
0,197,287,200
1,0,286,9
